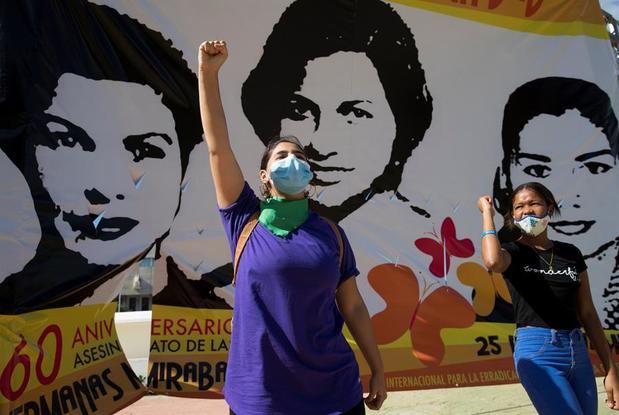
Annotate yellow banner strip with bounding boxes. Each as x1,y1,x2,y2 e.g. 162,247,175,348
390,0,608,39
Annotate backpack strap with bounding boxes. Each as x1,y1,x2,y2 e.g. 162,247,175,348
320,216,344,274
232,210,260,285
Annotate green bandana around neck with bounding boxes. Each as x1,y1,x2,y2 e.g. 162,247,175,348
259,197,309,237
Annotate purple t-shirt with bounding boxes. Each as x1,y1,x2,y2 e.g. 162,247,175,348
220,183,362,415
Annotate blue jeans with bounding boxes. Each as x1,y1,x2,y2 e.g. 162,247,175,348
514,327,597,415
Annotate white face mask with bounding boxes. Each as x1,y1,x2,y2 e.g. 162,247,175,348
513,214,550,237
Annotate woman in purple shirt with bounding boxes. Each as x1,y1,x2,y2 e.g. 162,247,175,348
198,40,387,415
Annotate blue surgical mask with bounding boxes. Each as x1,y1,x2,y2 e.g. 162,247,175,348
269,154,313,195
513,214,550,237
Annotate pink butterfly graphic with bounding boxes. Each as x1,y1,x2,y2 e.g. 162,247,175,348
414,217,474,277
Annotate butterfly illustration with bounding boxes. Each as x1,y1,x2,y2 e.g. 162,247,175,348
369,263,475,367
457,262,512,316
414,217,474,278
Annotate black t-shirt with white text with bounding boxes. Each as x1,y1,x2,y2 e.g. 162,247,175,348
502,240,587,329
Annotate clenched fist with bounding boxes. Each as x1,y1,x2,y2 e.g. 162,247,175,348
477,195,494,214
198,40,228,74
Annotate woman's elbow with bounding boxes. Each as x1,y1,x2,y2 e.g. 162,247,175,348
482,257,499,272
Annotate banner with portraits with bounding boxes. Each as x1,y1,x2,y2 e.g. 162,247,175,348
1,0,618,411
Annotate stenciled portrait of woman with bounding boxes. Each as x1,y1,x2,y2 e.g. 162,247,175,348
242,0,433,223
494,76,619,328
151,0,435,306
0,0,209,314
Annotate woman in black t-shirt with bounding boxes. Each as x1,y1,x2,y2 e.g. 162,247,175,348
478,182,619,414
493,77,619,330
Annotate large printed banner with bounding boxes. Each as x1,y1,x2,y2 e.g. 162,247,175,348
1,0,619,411
0,305,144,415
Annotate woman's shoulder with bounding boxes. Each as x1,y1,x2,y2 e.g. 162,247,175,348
218,182,258,212
304,213,348,246
307,212,336,232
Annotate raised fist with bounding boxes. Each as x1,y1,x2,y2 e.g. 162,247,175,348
198,40,228,73
477,195,494,214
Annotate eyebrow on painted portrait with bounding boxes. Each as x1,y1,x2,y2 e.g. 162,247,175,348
574,149,615,173
283,93,378,186
43,114,95,150
515,149,615,179
285,94,375,125
45,114,174,160
124,132,174,162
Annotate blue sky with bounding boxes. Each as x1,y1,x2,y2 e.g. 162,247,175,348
601,0,619,19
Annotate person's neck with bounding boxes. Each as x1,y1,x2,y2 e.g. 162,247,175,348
270,190,306,201
518,231,552,250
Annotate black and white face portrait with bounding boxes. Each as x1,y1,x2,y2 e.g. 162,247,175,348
242,0,433,221
493,77,619,328
36,74,182,266
280,51,397,207
509,109,618,256
1,0,202,313
497,77,619,259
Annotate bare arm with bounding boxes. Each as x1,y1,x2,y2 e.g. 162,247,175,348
477,195,511,273
336,277,387,410
577,270,619,410
198,40,244,208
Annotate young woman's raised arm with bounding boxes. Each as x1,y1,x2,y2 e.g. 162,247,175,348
477,195,511,273
198,40,244,208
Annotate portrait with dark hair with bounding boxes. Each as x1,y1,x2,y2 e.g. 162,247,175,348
155,0,435,304
242,0,433,222
493,76,619,328
0,0,215,313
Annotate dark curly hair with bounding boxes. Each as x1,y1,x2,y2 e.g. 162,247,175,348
242,0,433,221
0,0,202,312
494,77,618,215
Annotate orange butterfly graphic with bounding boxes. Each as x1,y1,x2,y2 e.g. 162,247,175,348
457,262,512,317
369,263,475,367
